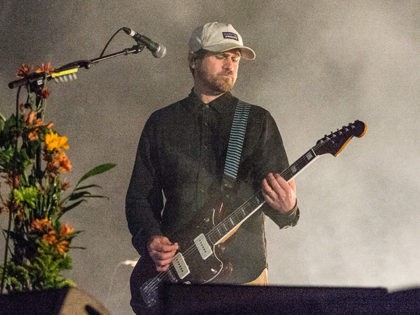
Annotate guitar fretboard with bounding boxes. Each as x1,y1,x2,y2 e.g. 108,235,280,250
207,148,318,245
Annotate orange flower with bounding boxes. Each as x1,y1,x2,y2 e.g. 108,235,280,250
17,64,32,77
61,182,71,190
35,63,54,74
46,151,72,174
42,230,57,245
60,223,74,238
31,218,52,232
25,111,36,125
35,119,44,128
56,240,70,254
24,111,54,142
56,151,72,173
25,111,50,141
28,131,39,141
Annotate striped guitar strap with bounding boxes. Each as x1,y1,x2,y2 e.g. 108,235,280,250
222,100,251,199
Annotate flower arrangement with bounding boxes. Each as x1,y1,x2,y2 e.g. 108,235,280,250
0,64,115,293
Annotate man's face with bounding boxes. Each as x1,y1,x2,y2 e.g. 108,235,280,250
194,49,241,95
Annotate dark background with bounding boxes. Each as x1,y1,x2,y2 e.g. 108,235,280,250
0,1,418,314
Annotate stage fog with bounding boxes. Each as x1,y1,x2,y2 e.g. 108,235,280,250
0,1,418,313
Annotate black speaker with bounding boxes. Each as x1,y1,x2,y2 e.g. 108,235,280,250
163,284,389,314
0,287,110,315
387,288,420,313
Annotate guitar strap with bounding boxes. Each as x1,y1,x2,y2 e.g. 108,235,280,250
222,100,251,199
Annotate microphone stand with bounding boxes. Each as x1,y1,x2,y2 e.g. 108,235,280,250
8,44,145,90
8,43,145,179
6,42,145,184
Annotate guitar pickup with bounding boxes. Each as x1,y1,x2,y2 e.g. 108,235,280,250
194,233,213,260
172,252,190,280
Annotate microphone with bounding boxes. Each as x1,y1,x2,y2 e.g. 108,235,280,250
123,27,167,58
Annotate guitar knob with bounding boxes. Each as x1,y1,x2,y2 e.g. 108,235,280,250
223,262,234,274
217,244,227,253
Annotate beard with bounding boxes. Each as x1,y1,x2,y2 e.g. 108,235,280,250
197,69,237,94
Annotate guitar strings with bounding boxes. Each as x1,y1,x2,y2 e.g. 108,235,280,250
143,198,253,294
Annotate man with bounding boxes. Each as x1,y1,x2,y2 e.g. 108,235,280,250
126,22,299,313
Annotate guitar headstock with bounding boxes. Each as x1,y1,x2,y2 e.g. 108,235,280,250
315,120,367,157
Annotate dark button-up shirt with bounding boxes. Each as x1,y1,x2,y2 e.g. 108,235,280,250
126,91,299,283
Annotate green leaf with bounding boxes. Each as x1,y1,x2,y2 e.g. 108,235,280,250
76,163,116,186
73,184,102,191
67,190,93,201
13,186,38,208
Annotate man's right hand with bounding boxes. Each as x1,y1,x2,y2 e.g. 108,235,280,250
147,235,179,272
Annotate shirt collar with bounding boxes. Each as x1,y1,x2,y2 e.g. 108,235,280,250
186,89,238,113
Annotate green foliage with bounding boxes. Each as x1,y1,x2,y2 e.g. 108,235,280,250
0,65,115,293
1,240,75,291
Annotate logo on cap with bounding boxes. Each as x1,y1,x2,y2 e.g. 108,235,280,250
222,32,239,41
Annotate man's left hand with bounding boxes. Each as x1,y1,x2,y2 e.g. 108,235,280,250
261,173,297,214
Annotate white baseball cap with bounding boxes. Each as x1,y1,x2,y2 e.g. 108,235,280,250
189,22,256,60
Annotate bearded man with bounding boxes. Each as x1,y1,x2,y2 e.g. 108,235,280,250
126,22,299,314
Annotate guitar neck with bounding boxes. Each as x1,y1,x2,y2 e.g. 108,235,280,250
282,148,318,181
207,147,319,245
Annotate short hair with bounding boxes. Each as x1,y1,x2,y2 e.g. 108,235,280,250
188,49,208,74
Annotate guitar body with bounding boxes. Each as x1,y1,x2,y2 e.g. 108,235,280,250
131,200,233,313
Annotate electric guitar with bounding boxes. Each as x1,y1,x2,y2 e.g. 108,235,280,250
132,120,367,313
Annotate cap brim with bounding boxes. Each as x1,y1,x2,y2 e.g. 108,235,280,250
204,44,256,60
